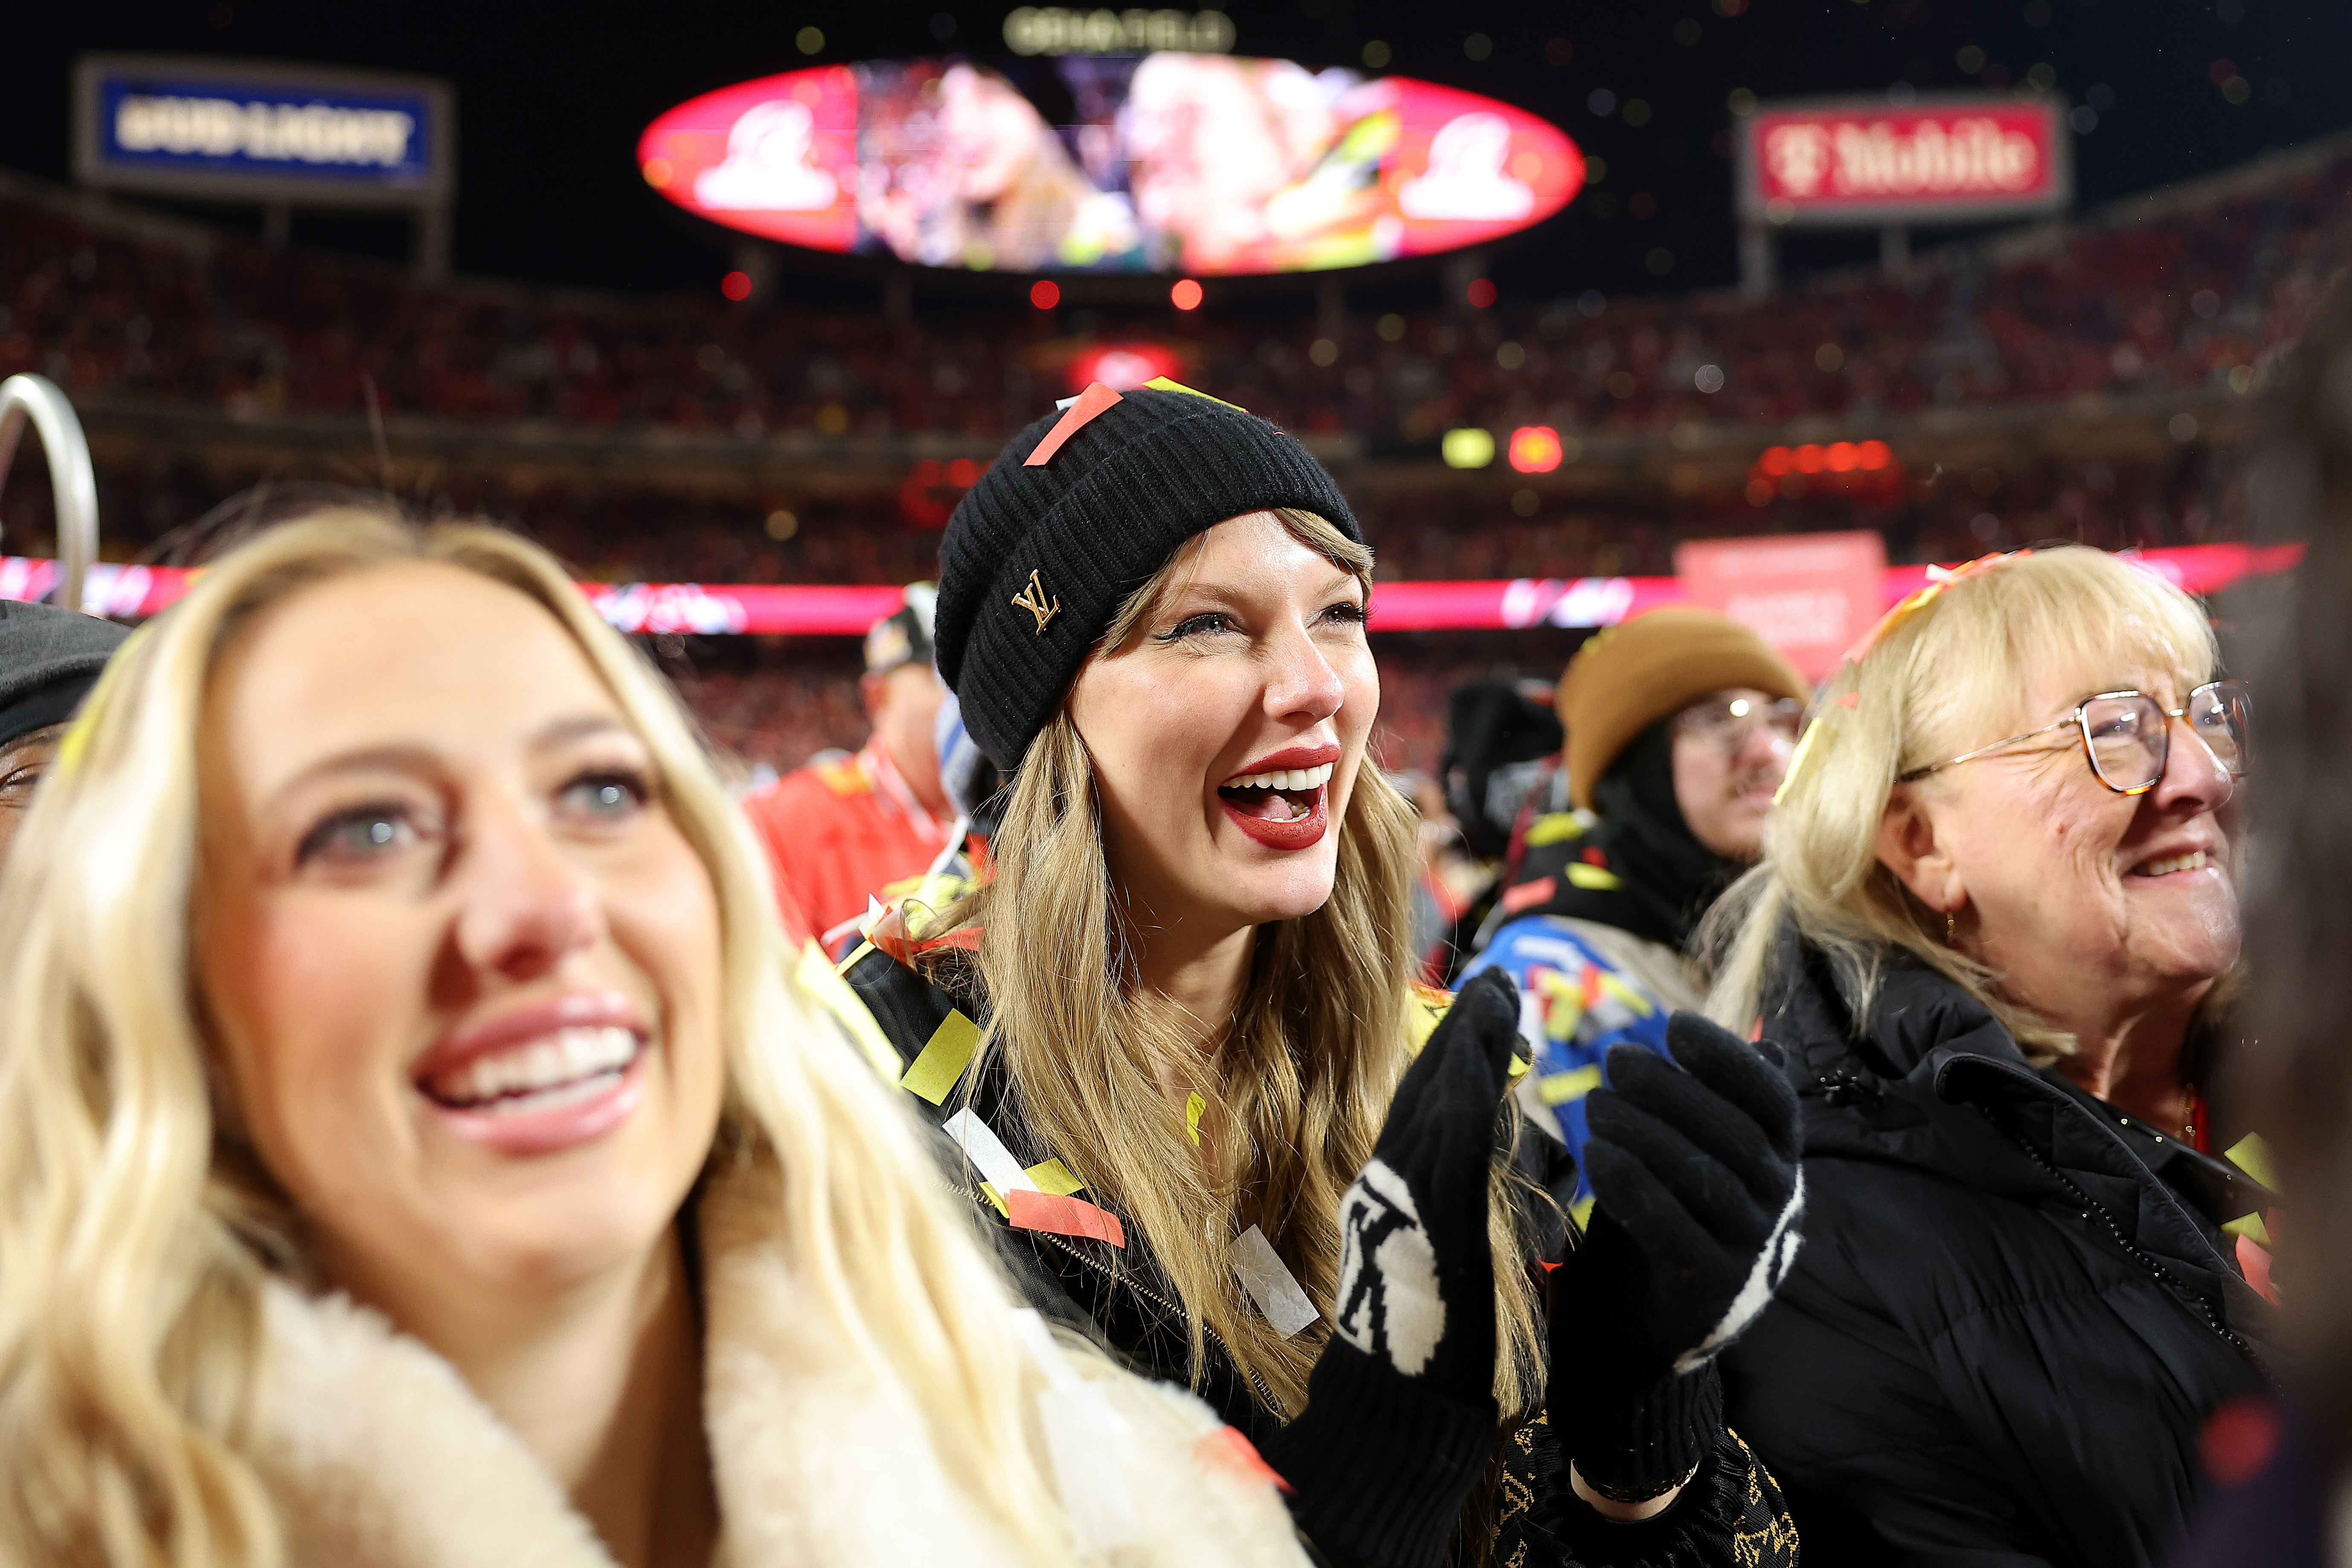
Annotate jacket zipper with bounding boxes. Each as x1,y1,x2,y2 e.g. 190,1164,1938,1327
996,1191,1290,1418
1980,1108,2263,1369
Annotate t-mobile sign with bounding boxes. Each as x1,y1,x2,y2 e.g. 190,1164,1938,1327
1738,96,2070,226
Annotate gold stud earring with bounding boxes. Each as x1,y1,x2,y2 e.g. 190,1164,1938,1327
1945,910,1958,945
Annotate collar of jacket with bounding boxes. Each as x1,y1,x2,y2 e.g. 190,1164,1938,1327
1763,925,2278,1360
240,1154,1302,1568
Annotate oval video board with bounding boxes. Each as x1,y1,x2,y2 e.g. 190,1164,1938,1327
639,55,1582,276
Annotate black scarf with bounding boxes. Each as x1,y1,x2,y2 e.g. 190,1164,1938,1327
1509,720,1741,951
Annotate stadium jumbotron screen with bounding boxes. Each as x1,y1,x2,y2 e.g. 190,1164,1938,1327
639,55,1583,275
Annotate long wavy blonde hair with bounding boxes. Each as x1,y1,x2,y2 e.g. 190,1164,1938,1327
0,509,1083,1566
938,508,1546,1423
1703,546,2222,1054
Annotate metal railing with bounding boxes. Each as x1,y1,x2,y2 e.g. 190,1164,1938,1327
0,375,99,617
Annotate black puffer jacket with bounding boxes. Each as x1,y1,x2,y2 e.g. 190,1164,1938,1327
843,940,1799,1568
1722,934,2277,1568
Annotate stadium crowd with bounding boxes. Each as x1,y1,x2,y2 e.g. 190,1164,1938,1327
3,140,2345,448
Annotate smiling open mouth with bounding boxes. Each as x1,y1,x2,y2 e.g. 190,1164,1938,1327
1218,761,1334,824
1216,760,1334,850
2128,850,2209,879
420,1025,645,1115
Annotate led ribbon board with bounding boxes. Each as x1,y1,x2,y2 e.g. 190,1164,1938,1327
639,55,1582,275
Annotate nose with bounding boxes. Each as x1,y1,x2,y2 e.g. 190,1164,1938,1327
1735,719,1794,772
450,790,606,981
1262,617,1348,725
2148,709,2236,814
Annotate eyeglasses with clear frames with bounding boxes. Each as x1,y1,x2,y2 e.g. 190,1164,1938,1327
1672,692,1804,754
1897,679,2251,796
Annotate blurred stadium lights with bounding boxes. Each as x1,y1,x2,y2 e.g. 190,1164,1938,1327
1170,277,1203,310
1508,425,1565,473
1441,428,1496,469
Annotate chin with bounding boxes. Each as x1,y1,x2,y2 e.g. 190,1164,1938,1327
1219,858,1341,927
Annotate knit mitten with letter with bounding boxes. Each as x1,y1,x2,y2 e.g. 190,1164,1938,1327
1259,967,1522,1568
1550,1012,1804,1502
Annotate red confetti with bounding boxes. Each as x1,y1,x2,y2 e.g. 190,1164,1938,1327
1024,381,1124,467
1197,1426,1293,1493
1007,1189,1126,1249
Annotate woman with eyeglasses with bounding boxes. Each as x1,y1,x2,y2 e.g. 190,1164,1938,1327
1703,546,2271,1568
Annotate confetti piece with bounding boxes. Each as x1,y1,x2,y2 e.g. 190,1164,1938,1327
899,1009,981,1104
1197,1426,1293,1493
1142,375,1246,412
1025,381,1123,467
943,1108,1037,1198
1539,1065,1604,1106
2225,1134,2280,1192
1231,1224,1321,1338
1009,1189,1127,1249
1026,1157,1086,1196
1186,1092,1206,1147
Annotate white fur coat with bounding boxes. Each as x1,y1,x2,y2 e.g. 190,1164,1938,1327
244,1167,1307,1568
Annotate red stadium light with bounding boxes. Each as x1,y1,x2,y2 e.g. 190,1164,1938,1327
720,270,753,301
1758,445,1794,476
1858,439,1892,470
1466,277,1498,308
1067,342,1187,392
1508,425,1563,473
1029,279,1061,310
1170,277,1204,311
1792,444,1826,474
1826,441,1858,472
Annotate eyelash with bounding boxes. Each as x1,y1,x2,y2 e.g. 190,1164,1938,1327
292,767,653,867
1155,601,1366,642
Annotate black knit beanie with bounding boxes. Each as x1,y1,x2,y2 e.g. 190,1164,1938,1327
935,385,1361,770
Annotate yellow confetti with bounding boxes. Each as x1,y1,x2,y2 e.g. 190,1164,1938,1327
1186,1092,1207,1147
900,1009,982,1105
2225,1133,2280,1192
1142,375,1246,412
1539,1066,1603,1106
1565,862,1622,891
1524,813,1585,847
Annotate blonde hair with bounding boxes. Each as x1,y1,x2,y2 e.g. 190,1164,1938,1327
0,509,1082,1565
1704,546,2221,1054
938,508,1546,1423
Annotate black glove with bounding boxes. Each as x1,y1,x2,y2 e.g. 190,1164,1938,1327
1260,967,1522,1568
1549,1013,1804,1500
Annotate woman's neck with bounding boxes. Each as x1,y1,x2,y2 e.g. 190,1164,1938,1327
1135,917,1257,1068
2046,986,2203,1127
336,1231,718,1568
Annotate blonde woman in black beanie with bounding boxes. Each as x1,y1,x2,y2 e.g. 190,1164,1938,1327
843,382,1804,1568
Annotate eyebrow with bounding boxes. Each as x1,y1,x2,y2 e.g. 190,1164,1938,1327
258,712,639,809
1159,567,1362,612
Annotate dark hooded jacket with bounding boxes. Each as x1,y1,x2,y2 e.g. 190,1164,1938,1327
1721,932,2276,1568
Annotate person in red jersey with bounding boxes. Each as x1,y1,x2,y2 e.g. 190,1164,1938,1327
742,587,959,948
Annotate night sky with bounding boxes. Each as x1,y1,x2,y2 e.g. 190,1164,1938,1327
3,1,2343,312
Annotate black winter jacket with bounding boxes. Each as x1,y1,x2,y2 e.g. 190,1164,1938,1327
1722,935,2276,1568
843,938,1799,1568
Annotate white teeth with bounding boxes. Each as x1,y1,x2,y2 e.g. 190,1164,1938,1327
1225,761,1335,791
433,1025,641,1107
2131,850,2209,878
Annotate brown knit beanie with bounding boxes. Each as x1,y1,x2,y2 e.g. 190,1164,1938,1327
1557,608,1809,811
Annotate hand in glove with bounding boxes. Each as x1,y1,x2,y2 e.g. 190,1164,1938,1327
1549,1012,1804,1504
1260,967,1522,1568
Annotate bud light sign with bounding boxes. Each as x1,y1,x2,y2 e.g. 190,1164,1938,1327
75,56,452,202
1738,96,2068,226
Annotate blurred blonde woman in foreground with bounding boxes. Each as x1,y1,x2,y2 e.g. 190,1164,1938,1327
0,508,1304,1568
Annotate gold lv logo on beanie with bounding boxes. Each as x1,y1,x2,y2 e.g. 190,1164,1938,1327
1011,570,1061,634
